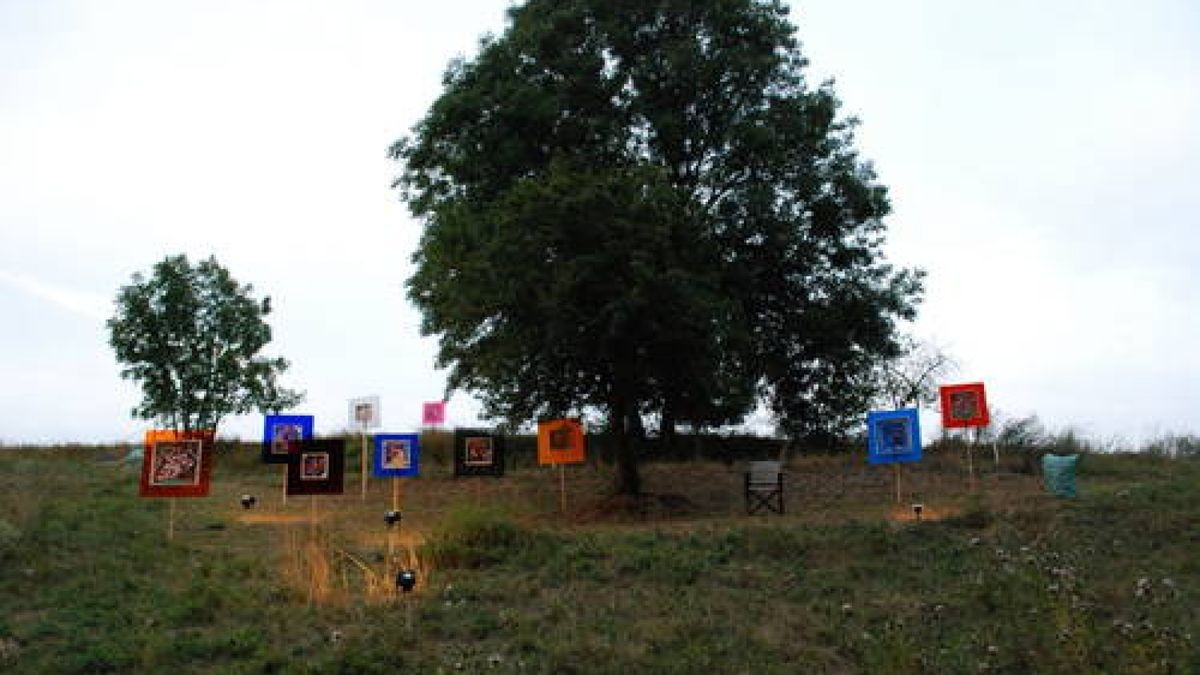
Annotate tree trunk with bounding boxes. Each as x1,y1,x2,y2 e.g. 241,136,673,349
610,396,641,496
661,402,676,455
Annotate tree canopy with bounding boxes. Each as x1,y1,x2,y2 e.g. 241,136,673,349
393,0,922,492
107,254,303,432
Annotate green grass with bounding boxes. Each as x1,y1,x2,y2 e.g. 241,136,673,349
0,446,1196,673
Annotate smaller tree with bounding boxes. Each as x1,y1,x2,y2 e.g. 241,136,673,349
874,337,958,410
108,254,303,432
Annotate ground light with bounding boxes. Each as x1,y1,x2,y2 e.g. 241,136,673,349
240,494,257,509
396,570,417,593
911,502,924,521
384,510,402,527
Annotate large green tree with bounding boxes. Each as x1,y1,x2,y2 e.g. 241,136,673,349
107,254,303,433
394,0,922,493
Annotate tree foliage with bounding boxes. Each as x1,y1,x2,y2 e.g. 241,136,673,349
394,0,922,491
107,254,303,432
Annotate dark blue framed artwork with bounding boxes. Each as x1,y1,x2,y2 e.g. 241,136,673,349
867,409,922,465
373,434,420,478
262,414,314,464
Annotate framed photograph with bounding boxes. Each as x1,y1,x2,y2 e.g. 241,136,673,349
286,439,345,495
453,428,504,477
262,414,314,464
348,396,381,429
537,418,586,465
939,382,990,428
139,429,214,498
373,433,420,478
867,408,922,465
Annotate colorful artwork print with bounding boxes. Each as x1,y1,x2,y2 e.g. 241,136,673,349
373,434,420,478
537,418,586,465
301,452,330,480
139,429,214,498
939,383,990,428
149,440,203,486
286,440,345,495
454,429,505,477
261,414,313,464
422,401,446,426
867,409,922,465
383,440,411,469
465,437,493,466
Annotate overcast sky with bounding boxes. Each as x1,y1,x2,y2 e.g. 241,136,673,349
1,1,1197,446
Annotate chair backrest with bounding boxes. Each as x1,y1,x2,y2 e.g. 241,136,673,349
747,460,782,485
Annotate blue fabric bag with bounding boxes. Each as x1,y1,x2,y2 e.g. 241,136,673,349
1041,454,1079,498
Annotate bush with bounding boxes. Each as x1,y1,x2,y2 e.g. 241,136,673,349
421,505,548,568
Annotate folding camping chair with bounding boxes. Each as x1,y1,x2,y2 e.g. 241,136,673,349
745,460,784,514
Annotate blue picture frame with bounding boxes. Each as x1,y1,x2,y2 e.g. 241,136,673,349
262,414,314,464
867,408,922,465
373,433,420,478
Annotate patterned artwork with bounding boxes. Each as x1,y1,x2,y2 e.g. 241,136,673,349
262,414,314,464
139,429,214,497
453,428,504,477
286,439,345,495
939,382,990,428
867,409,923,465
537,418,586,465
373,433,420,478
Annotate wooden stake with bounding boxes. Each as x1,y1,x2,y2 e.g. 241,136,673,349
392,477,400,513
893,464,902,504
361,432,369,501
310,495,317,535
281,464,288,505
966,435,976,492
559,463,567,515
167,498,176,541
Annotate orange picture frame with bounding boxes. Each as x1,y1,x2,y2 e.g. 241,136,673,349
537,418,585,466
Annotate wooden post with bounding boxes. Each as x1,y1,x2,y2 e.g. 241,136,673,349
966,431,976,492
361,431,369,501
281,465,288,505
392,477,400,513
893,464,902,504
167,499,176,541
559,463,567,515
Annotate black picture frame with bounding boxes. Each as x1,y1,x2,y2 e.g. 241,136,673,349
453,428,505,477
286,439,345,495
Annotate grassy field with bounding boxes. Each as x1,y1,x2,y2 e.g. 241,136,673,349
0,440,1196,673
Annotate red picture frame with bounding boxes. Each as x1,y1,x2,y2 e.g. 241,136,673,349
139,429,214,498
939,382,990,428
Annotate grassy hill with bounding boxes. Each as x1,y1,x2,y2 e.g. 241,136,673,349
0,441,1196,673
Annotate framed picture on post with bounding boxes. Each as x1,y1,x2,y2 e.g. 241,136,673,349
867,409,923,465
537,418,586,466
939,382,990,429
348,396,381,429
286,439,345,495
262,414,314,464
139,429,215,498
373,433,420,478
453,428,504,477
